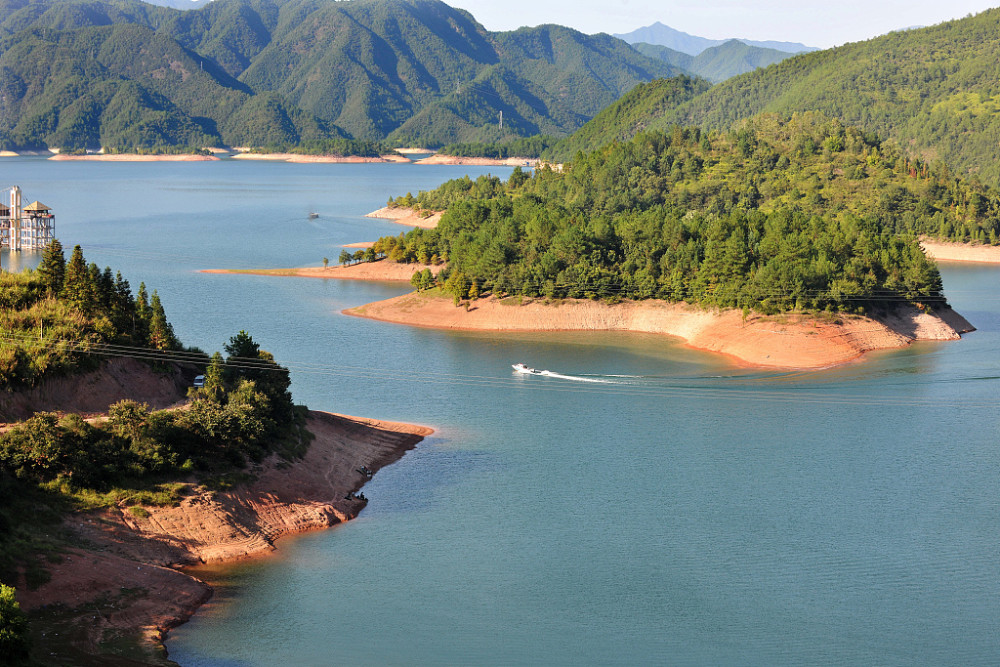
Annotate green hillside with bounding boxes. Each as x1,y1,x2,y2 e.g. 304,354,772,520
551,75,711,158
660,8,1000,186
0,0,678,150
379,113,993,312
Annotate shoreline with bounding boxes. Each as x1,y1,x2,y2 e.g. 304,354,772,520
366,205,443,229
202,259,436,282
17,410,433,663
345,291,974,369
48,153,219,162
414,154,541,167
920,239,1000,264
229,153,410,163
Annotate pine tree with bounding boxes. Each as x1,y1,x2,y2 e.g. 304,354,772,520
60,245,93,310
148,291,176,351
36,238,65,294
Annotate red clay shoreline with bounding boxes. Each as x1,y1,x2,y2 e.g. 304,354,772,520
343,291,974,370
16,410,433,663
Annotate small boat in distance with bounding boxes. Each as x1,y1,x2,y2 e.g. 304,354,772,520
308,211,319,219
513,363,551,375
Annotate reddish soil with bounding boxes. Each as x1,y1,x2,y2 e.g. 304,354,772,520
346,292,974,369
0,358,193,423
16,411,432,663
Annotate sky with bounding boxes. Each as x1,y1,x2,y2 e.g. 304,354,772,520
449,0,1000,48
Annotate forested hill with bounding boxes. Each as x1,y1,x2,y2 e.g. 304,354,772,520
653,8,1000,187
377,112,1000,313
0,0,679,151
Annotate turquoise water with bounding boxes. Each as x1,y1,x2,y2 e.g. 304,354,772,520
3,160,999,665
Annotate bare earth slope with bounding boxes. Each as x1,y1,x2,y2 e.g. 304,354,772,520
921,240,1000,264
346,292,974,369
0,358,192,422
16,411,432,663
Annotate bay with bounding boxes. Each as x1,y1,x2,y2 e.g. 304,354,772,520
2,159,998,666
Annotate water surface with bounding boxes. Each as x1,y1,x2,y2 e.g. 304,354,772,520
3,159,998,666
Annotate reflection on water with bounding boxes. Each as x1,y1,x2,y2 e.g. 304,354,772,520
5,159,1000,665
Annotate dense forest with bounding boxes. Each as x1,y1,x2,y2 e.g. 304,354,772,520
377,113,996,312
0,245,305,644
0,241,179,387
0,0,677,151
582,8,1000,188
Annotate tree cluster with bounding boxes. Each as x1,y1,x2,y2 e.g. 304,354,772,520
1,242,180,387
379,115,955,313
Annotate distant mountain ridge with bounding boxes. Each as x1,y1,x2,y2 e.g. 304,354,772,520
614,21,816,56
560,9,1000,188
0,0,679,151
633,39,795,83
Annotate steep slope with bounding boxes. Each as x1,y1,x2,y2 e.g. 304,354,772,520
664,8,1000,186
549,75,712,159
0,22,336,149
238,1,676,143
0,0,682,149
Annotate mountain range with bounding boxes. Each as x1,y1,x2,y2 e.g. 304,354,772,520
548,8,1000,189
613,22,816,56
0,0,680,151
632,39,795,83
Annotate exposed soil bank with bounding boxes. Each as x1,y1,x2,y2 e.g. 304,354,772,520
921,239,1000,264
414,154,542,167
229,153,409,163
16,411,432,664
48,154,219,162
201,259,436,282
366,205,442,229
0,358,193,423
346,292,974,369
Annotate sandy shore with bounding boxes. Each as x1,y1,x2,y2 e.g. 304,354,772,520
202,259,437,282
343,241,377,248
415,154,541,167
229,152,409,163
16,410,432,663
921,239,1000,264
366,205,443,229
346,292,974,369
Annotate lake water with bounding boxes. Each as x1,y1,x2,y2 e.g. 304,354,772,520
3,159,999,666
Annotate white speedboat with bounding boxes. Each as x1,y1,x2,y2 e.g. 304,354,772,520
512,363,535,374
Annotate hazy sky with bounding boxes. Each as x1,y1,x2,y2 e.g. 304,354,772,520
449,0,1000,48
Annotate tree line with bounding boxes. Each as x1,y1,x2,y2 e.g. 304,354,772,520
377,114,958,312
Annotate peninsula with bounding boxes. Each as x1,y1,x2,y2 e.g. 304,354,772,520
345,290,972,369
0,251,432,664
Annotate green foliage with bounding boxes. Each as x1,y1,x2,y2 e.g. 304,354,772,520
0,244,172,389
650,8,1000,187
0,584,30,664
0,0,680,150
35,238,65,295
0,331,298,500
381,115,959,313
548,76,712,160
438,136,558,159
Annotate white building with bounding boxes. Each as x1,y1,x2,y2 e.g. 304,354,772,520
0,186,55,251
